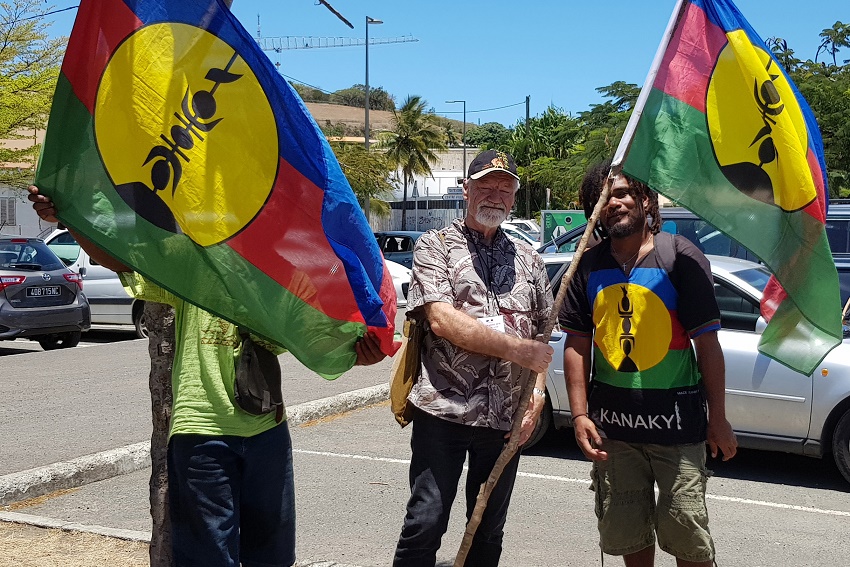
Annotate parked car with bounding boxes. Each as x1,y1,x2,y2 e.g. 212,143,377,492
826,204,850,259
533,253,850,486
538,208,761,262
44,229,147,338
386,260,411,308
374,231,424,269
500,223,538,246
540,206,850,261
0,236,91,350
503,219,541,241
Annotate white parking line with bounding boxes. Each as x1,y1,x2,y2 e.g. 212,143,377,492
293,449,850,518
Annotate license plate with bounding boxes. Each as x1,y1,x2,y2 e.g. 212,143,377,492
27,286,61,297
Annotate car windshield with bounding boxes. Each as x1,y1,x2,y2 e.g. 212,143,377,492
730,267,771,292
0,241,66,271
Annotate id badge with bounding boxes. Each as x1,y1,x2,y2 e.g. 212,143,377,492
479,315,506,333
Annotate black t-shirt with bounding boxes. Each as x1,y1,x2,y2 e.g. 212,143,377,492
559,233,721,444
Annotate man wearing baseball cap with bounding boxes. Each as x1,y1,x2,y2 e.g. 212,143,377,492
393,150,554,566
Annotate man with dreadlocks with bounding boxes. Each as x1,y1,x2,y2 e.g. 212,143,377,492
559,159,737,567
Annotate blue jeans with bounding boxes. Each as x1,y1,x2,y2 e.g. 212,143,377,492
394,407,521,567
167,422,296,567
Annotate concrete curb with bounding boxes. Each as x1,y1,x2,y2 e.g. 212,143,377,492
0,511,362,567
0,510,151,542
0,383,390,506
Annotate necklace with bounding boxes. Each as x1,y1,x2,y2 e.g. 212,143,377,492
611,247,640,272
611,235,652,273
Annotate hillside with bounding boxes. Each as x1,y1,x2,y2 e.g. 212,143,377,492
305,102,395,133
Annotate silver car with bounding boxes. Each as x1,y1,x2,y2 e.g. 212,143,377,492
535,254,850,486
0,237,91,349
45,228,148,338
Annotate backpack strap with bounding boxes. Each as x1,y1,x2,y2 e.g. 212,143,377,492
654,231,677,275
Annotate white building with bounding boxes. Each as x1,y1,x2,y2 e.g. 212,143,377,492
1,131,52,237
375,147,470,232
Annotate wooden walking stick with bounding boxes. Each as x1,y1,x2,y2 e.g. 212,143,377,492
453,178,613,566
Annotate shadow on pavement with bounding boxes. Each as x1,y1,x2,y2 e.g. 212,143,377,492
523,425,850,492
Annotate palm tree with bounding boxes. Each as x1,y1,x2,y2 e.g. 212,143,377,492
816,21,850,66
380,95,447,230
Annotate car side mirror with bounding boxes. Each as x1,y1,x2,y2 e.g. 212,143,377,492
79,266,87,277
755,316,767,334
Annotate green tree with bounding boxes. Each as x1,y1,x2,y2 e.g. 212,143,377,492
289,81,330,103
330,141,394,216
328,84,395,111
767,37,802,72
816,21,850,66
380,95,447,229
0,0,64,189
465,121,511,150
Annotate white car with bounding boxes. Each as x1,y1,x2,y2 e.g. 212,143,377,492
503,219,541,241
500,223,538,246
44,229,147,338
534,254,850,486
386,259,411,308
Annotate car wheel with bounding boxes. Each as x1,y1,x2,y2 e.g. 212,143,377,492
133,303,149,339
523,394,553,450
38,331,82,350
832,408,850,485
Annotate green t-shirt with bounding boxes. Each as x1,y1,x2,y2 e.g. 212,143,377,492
120,273,286,438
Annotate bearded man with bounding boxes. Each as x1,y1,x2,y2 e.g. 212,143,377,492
392,150,554,567
559,159,737,567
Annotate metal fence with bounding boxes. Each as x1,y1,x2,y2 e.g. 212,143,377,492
370,199,465,232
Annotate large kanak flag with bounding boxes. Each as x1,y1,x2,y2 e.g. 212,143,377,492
613,0,842,375
35,0,398,378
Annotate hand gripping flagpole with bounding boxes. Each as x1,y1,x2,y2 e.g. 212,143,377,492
453,178,613,566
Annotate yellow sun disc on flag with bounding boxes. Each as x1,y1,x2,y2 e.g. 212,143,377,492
706,30,815,212
94,23,279,246
593,283,671,373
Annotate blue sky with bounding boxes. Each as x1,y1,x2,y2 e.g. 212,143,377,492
43,1,847,127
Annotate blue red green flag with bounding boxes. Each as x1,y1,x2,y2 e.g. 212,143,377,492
613,0,842,375
35,0,397,378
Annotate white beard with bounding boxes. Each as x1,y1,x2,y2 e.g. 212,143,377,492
474,205,508,228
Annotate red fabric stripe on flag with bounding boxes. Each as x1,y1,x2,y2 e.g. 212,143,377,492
62,0,142,114
227,158,365,324
653,1,727,113
760,275,786,321
370,263,399,356
802,148,827,223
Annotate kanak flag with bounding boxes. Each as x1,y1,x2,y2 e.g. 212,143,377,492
35,0,398,378
614,0,842,375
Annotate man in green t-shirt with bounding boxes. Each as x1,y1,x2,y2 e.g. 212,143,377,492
29,186,386,567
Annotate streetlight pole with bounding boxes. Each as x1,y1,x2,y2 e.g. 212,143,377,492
445,100,466,179
364,16,382,222
364,16,383,151
446,100,466,216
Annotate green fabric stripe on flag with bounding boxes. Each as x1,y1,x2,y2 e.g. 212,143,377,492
36,75,362,378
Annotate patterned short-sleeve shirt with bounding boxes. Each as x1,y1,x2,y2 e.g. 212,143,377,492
407,218,553,431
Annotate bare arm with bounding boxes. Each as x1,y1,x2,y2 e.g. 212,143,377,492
27,186,132,273
565,334,607,461
423,301,553,374
693,330,737,460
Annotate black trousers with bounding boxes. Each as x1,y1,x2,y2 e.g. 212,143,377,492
393,407,522,567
